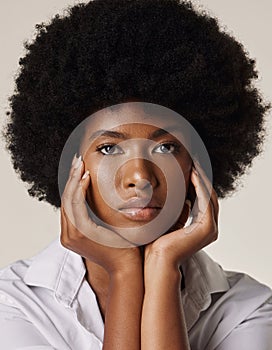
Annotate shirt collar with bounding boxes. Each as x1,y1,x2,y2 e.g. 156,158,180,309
23,239,86,307
23,239,229,327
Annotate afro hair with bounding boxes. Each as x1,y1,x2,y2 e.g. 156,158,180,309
4,0,270,208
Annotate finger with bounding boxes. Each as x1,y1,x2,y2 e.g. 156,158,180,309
63,154,80,195
62,155,83,207
60,205,68,234
63,206,134,250
72,170,92,230
71,169,128,246
60,205,73,248
61,156,85,229
191,167,211,218
62,156,85,205
157,166,218,261
68,153,78,178
185,167,214,234
65,165,134,248
194,160,219,225
193,159,219,223
65,156,85,195
192,161,210,194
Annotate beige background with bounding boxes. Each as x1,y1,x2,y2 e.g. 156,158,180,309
0,1,271,286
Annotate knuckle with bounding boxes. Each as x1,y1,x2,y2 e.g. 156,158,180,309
69,168,75,177
61,194,71,207
60,231,85,249
213,189,218,200
60,219,86,248
70,170,79,180
60,234,71,248
151,240,169,257
202,220,218,241
210,228,218,242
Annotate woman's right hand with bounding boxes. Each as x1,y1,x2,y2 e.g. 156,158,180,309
60,154,142,276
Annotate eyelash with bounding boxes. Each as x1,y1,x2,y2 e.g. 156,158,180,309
155,142,181,154
96,142,181,155
96,143,123,155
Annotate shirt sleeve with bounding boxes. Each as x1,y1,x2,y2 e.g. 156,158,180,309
215,296,272,350
0,304,56,350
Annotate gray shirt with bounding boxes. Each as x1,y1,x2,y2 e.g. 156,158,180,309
0,239,271,349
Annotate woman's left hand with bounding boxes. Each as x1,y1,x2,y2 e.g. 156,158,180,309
141,160,217,349
144,159,219,270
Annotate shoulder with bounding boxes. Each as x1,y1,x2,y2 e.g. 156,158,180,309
208,272,272,350
0,256,33,307
0,239,66,309
0,257,32,281
187,251,272,350
0,240,94,349
224,268,272,303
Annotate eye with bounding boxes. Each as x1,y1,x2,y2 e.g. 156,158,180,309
153,142,180,154
96,144,124,155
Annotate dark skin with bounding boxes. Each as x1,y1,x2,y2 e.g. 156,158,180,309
60,107,219,349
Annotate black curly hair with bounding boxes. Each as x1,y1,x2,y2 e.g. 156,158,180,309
4,0,270,209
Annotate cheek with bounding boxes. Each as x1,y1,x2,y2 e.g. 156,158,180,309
84,151,117,179
169,158,192,199
84,156,118,207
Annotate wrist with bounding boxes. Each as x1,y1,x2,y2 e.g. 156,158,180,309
107,248,143,277
144,254,182,287
109,261,143,282
109,267,144,300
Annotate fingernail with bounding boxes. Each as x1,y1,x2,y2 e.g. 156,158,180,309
82,170,89,180
193,158,200,168
71,153,78,167
74,155,82,169
192,165,198,176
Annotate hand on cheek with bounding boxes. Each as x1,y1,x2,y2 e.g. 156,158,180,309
144,160,219,269
60,154,142,275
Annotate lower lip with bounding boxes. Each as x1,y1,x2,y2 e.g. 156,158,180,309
119,207,161,221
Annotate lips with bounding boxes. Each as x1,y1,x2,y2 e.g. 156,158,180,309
118,197,162,221
119,197,161,210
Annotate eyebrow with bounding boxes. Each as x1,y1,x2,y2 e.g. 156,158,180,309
151,127,176,139
89,126,181,142
89,130,129,142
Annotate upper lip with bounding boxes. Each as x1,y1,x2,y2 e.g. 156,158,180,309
119,198,161,210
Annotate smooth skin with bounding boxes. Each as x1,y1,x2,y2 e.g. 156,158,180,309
61,127,219,350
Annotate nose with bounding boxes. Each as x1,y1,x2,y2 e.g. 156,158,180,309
120,158,158,191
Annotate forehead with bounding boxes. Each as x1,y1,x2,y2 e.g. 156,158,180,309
78,102,193,154
85,102,189,136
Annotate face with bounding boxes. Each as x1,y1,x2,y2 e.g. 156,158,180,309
79,103,193,237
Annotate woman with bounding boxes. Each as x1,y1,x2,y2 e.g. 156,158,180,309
1,0,272,349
